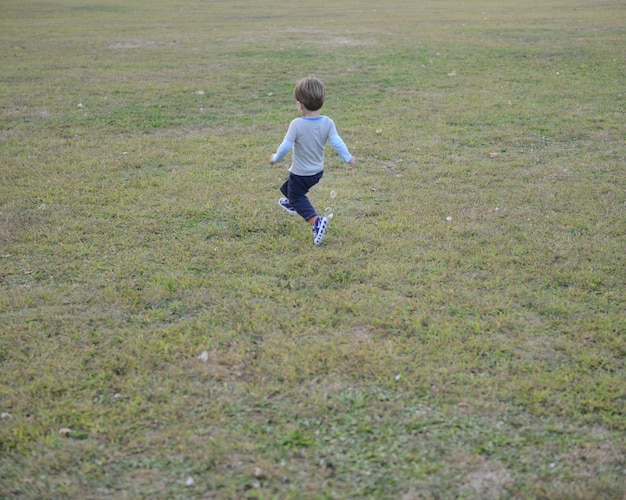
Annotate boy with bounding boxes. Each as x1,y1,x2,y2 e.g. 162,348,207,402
270,77,356,246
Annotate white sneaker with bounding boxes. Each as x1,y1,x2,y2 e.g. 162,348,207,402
312,216,328,246
278,198,297,215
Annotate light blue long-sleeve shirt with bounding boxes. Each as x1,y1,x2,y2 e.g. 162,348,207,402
272,116,352,176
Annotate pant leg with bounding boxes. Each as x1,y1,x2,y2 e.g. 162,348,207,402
286,171,323,221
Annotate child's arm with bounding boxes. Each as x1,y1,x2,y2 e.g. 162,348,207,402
269,138,294,165
330,134,355,169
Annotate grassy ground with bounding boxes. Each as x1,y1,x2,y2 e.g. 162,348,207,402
1,0,624,497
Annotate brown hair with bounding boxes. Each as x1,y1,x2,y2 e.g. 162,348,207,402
294,77,326,111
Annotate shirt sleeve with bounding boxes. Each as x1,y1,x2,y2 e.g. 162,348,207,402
272,119,298,163
330,134,352,163
272,138,294,163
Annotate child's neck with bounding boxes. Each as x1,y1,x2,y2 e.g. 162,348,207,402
301,109,320,118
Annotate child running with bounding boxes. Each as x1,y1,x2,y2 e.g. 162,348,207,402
270,77,356,245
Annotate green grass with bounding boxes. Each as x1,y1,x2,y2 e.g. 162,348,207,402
1,0,625,498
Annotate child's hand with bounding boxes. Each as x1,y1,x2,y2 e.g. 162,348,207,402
269,154,275,166
348,156,356,170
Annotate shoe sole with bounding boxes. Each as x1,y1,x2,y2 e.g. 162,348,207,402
313,217,328,246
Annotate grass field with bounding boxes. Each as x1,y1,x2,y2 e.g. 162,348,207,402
1,0,625,497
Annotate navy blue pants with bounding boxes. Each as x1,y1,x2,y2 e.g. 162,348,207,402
280,171,324,221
